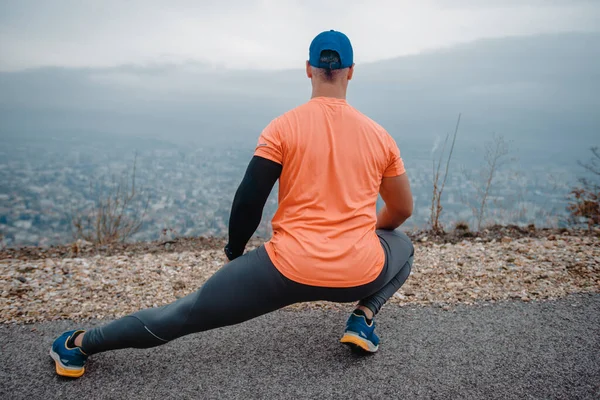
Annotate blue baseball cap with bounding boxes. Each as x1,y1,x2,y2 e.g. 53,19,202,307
309,30,354,69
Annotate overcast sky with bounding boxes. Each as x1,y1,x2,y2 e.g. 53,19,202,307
1,0,599,71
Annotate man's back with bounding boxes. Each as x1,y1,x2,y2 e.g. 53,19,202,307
255,96,405,287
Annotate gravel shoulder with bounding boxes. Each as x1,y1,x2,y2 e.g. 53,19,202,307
1,293,598,400
1,232,598,324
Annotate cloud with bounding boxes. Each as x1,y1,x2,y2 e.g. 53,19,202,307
434,0,598,8
0,0,599,71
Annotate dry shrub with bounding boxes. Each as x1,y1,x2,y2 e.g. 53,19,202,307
568,146,600,230
71,155,149,245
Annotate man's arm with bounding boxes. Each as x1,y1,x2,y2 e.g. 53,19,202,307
376,173,413,230
224,156,282,261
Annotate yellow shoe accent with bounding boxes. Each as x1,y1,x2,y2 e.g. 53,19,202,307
55,362,85,378
49,349,85,378
340,333,377,352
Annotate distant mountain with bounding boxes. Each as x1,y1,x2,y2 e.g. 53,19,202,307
1,32,598,162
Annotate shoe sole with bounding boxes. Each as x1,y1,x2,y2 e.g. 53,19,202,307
49,349,85,378
340,332,379,353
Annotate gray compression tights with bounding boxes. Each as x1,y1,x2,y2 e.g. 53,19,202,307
82,230,414,354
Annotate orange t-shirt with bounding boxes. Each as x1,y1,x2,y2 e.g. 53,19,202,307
254,96,405,288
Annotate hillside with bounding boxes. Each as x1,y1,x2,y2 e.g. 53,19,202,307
2,32,598,153
2,31,599,248
1,226,598,324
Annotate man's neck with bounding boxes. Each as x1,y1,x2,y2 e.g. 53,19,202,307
311,85,347,100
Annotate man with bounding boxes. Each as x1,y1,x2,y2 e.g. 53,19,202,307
50,30,414,378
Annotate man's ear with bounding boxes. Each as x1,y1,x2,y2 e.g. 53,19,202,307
306,61,313,79
347,63,355,80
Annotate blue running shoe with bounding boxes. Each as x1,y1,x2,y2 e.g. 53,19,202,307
49,330,88,378
340,312,380,353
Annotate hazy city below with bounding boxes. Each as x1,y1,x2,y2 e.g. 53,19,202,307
0,127,583,248
1,32,598,247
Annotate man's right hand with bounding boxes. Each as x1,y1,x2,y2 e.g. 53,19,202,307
377,173,413,230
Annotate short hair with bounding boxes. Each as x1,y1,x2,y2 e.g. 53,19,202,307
316,50,343,82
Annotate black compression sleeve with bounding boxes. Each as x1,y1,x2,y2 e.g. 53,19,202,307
225,156,282,260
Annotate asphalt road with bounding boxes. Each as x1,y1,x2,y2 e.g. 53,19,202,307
1,294,599,400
